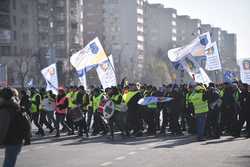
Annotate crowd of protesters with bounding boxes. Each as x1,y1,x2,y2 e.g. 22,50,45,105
0,80,250,167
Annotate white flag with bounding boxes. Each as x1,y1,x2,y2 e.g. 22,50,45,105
205,42,222,71
70,37,108,71
41,63,59,95
180,55,211,85
239,58,250,84
168,32,211,62
96,55,117,89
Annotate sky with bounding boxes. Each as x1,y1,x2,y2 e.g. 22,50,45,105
148,0,250,59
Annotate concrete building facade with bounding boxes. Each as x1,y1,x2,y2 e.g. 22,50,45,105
82,0,145,83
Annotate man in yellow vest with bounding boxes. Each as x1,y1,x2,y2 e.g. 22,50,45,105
92,88,107,136
75,86,89,137
123,84,143,137
65,86,78,135
30,87,45,136
188,84,208,141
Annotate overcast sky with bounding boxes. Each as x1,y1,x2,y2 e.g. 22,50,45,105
148,0,250,59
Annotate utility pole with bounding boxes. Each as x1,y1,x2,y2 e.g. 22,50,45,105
66,0,71,85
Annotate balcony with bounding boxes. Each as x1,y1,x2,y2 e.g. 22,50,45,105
55,1,65,8
38,26,49,33
38,0,48,4
55,27,65,34
55,14,65,21
38,11,49,18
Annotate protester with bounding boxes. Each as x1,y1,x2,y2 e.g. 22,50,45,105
0,87,30,167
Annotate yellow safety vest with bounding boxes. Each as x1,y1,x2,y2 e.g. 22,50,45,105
31,93,41,113
66,91,77,109
92,94,103,112
111,94,122,112
123,91,139,105
188,92,208,114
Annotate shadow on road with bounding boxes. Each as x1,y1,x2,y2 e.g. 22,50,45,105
152,137,196,149
201,137,245,145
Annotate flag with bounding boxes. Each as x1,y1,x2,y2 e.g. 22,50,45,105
138,96,173,106
224,71,236,83
205,42,222,71
168,32,211,62
76,68,87,89
96,55,117,89
70,37,108,71
41,63,58,95
180,55,211,85
239,59,250,84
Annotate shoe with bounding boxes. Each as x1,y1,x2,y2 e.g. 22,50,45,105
101,131,108,136
24,141,31,145
91,132,98,136
55,134,60,137
49,128,55,134
40,132,45,137
135,131,143,137
67,132,75,136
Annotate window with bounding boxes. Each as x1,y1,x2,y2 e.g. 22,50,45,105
171,21,176,26
80,11,83,19
80,24,83,32
172,36,177,41
13,16,16,25
137,17,143,24
1,46,11,56
172,28,177,34
137,35,144,42
137,25,143,32
13,0,16,9
80,0,83,6
172,13,176,18
137,8,143,15
137,43,144,50
13,31,16,40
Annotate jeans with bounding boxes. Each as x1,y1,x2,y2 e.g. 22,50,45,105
55,113,71,135
3,145,22,167
46,111,56,128
196,113,207,139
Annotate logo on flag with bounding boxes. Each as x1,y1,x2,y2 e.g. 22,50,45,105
90,42,99,54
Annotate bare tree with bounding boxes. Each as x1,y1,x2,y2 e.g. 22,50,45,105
15,55,34,88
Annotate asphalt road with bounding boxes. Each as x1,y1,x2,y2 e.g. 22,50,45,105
1,132,250,167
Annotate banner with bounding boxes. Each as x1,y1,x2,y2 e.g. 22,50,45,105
138,96,173,106
41,63,58,95
70,37,108,71
180,55,211,85
205,42,222,71
168,32,211,62
239,59,250,84
76,69,87,89
224,71,236,83
96,55,117,89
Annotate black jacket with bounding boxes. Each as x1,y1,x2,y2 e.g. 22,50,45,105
0,100,30,145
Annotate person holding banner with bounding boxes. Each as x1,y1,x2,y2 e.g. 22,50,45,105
187,84,208,141
123,84,143,137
